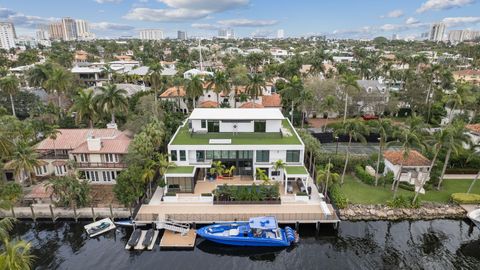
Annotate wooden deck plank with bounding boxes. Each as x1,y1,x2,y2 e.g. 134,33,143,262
160,230,196,249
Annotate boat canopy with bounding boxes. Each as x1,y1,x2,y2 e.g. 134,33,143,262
248,216,278,230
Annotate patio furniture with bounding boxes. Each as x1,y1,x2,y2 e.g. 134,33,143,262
287,183,293,194
296,179,306,193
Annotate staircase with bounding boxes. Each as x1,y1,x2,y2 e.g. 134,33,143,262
156,218,190,235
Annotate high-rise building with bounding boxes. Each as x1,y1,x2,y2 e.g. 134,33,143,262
0,22,17,50
177,30,187,40
139,29,164,40
49,22,64,40
36,24,50,40
218,28,234,39
429,22,445,42
462,30,480,41
277,29,285,39
448,30,464,43
75,19,92,40
62,17,77,41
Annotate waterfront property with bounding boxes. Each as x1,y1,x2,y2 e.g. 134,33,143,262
383,150,431,191
3,127,131,184
135,108,339,225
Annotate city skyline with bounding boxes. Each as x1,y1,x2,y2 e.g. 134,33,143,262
1,0,480,39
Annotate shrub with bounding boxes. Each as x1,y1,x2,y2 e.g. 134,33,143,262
355,165,375,185
296,192,308,196
165,192,177,196
329,184,348,209
378,172,394,186
387,195,420,209
451,193,480,204
315,154,369,174
398,182,416,191
201,193,212,197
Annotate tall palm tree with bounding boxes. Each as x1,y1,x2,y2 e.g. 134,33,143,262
94,84,128,124
388,128,424,198
4,141,39,185
308,49,332,76
336,119,369,184
436,121,470,190
339,73,361,122
44,67,72,110
147,62,164,107
246,73,266,108
371,118,395,186
26,64,50,88
70,89,96,128
467,146,479,194
102,64,114,83
206,71,231,107
0,76,19,117
156,153,176,184
316,161,339,197
185,75,204,109
280,76,303,123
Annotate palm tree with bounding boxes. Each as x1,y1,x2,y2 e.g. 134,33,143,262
336,119,369,184
70,89,96,128
94,84,128,124
26,64,50,88
142,160,156,198
4,141,39,185
316,161,339,197
43,67,72,110
309,49,332,76
102,64,114,83
206,71,231,107
44,125,61,159
147,62,164,107
156,153,176,186
0,237,34,270
388,128,424,198
436,122,470,190
272,159,286,177
246,73,266,108
185,75,204,109
339,74,361,122
0,76,19,117
371,119,395,186
467,146,479,194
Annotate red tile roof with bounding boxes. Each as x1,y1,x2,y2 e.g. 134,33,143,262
70,133,131,154
239,102,264,108
160,86,186,98
36,129,124,150
24,185,53,199
453,70,480,76
466,124,480,134
383,150,431,166
262,93,282,107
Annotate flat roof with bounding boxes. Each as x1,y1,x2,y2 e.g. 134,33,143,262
170,119,302,145
189,108,285,120
285,166,309,176
165,166,195,175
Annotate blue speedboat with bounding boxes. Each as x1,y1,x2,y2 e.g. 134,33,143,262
197,216,298,247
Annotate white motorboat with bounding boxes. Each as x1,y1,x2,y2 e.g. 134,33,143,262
467,209,480,228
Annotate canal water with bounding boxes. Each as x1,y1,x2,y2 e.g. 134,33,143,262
10,219,480,270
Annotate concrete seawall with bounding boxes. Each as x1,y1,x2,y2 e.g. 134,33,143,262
0,205,131,221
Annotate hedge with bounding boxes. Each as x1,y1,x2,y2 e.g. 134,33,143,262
451,193,480,204
355,165,375,185
329,184,348,209
398,182,416,191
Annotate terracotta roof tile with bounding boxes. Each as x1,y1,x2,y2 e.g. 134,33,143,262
36,129,124,150
70,133,131,154
239,102,264,108
262,93,282,107
199,101,219,108
383,150,431,167
466,124,480,134
453,70,480,76
160,86,186,98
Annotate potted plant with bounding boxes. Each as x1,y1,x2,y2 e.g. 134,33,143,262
211,161,225,179
223,165,236,178
256,168,270,184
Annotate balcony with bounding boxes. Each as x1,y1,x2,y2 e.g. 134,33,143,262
37,151,69,160
76,162,127,169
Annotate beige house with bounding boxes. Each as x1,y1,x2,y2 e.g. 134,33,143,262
452,70,480,85
383,150,431,189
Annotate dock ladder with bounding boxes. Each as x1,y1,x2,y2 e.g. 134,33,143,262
156,218,190,235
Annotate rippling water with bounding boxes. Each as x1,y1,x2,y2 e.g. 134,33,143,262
10,219,480,270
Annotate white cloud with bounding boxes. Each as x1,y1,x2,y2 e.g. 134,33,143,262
125,0,250,22
405,17,420,24
218,19,278,27
417,0,474,13
441,16,480,27
95,0,122,3
191,23,220,30
380,9,404,18
0,7,57,28
91,22,135,31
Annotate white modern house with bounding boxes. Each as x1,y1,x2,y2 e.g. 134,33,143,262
165,108,311,196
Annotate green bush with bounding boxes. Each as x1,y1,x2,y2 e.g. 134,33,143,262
355,165,375,185
296,192,308,196
316,154,369,174
398,182,416,191
165,192,177,196
330,184,348,209
201,193,212,197
378,172,394,186
451,193,480,204
387,195,420,208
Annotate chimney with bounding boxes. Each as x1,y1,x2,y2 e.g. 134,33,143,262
87,136,102,151
106,122,118,129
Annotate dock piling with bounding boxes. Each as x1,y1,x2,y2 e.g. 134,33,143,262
109,204,114,221
11,207,15,219
316,222,320,233
30,205,36,222
49,204,56,222
91,206,96,221
295,221,299,231
73,205,78,222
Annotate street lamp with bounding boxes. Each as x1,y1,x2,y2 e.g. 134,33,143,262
335,136,339,155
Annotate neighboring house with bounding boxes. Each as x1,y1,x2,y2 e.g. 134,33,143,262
452,70,480,85
183,68,214,79
33,128,131,184
466,124,480,150
383,150,431,187
166,108,311,195
355,79,390,115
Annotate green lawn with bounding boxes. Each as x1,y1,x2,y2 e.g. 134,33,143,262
170,119,302,145
285,166,309,175
341,175,480,204
165,166,195,174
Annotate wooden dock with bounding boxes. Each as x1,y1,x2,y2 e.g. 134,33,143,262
159,230,196,249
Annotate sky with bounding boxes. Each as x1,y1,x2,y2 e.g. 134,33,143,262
1,0,480,39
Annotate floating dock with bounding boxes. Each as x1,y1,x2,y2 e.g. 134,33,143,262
159,230,197,249
84,218,115,237
134,230,148,250
147,231,159,250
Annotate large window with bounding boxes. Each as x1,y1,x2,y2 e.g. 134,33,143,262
254,121,266,132
179,150,186,161
207,120,220,132
256,150,270,162
171,150,177,161
286,150,300,163
201,120,206,128
196,150,205,162
104,153,118,163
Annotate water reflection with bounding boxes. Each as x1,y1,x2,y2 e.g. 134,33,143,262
196,239,287,262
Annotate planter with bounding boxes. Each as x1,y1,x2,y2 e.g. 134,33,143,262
294,194,310,202
163,195,178,203
213,199,281,205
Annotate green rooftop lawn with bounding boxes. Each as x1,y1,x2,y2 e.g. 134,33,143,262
341,175,480,204
165,166,195,174
285,166,309,175
170,119,302,145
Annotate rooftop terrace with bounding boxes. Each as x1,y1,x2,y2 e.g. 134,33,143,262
170,119,302,145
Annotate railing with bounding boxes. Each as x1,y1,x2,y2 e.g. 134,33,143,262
76,162,127,168
37,152,69,160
